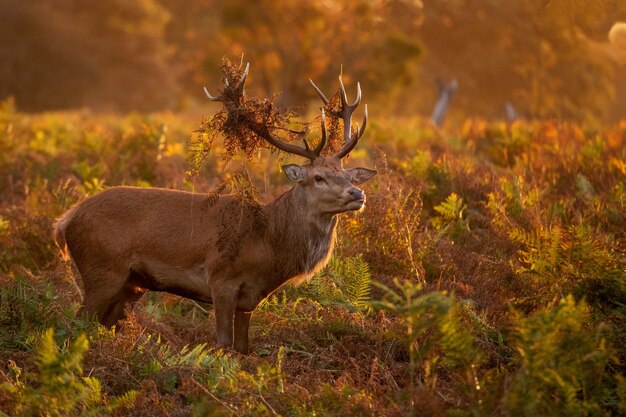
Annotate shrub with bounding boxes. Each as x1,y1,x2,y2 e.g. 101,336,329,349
504,296,617,417
1,328,136,417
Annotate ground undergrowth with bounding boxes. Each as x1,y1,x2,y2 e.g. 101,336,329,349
1,100,625,416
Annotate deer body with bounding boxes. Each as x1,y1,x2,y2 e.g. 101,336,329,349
55,64,376,353
56,158,373,352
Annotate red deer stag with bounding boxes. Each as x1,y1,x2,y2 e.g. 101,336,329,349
54,64,376,353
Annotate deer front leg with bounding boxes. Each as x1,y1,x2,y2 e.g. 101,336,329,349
233,281,268,354
212,284,238,350
234,310,252,354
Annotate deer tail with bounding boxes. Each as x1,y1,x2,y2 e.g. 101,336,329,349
53,207,77,261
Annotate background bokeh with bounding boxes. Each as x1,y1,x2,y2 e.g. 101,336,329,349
1,0,625,122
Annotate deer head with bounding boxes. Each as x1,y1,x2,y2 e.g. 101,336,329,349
205,63,377,215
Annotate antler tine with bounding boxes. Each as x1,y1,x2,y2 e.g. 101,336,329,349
338,76,361,110
204,62,250,101
204,86,222,102
358,104,368,137
313,108,327,156
309,79,330,105
236,62,250,90
333,75,366,159
247,124,318,160
223,62,249,91
303,138,312,152
334,102,367,160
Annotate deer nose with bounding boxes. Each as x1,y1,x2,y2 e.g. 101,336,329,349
349,188,365,201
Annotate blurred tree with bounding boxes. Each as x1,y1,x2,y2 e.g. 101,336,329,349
1,0,624,121
163,0,423,111
0,0,176,111
166,0,625,121
514,0,621,121
417,0,626,121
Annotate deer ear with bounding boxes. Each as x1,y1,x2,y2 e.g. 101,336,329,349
344,167,377,185
282,164,305,183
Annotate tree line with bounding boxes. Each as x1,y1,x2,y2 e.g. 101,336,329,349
1,0,624,122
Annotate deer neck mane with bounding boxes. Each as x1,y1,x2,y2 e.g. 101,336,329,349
267,186,337,283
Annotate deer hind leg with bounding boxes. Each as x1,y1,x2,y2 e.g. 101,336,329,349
79,269,145,328
99,283,147,327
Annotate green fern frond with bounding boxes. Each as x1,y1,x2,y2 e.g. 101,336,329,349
506,296,614,416
372,280,482,369
105,390,139,414
438,304,482,366
510,225,564,277
434,192,466,221
153,342,241,390
508,227,535,246
432,192,469,234
325,255,372,313
341,255,372,312
0,328,137,416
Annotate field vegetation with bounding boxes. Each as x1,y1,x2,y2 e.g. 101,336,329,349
0,95,625,416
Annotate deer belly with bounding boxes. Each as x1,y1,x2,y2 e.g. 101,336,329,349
129,259,212,303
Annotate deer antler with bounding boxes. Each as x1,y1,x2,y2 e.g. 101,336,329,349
204,62,250,101
309,75,367,160
204,64,367,161
314,109,327,156
204,62,323,161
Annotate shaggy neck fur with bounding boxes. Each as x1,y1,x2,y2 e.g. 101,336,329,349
267,186,337,285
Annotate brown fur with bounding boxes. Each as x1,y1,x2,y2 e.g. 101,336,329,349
54,157,376,353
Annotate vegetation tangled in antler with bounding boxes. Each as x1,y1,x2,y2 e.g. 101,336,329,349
189,58,307,171
189,58,357,178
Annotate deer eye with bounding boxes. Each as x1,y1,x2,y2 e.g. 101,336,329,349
314,175,325,183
